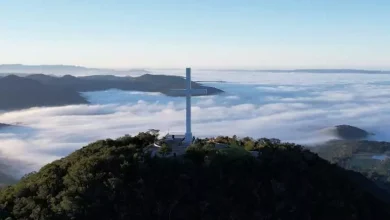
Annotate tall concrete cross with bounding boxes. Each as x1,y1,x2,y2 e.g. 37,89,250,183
170,68,207,145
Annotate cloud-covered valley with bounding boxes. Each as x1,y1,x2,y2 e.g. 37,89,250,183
2,71,390,177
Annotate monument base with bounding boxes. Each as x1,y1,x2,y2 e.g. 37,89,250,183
183,132,193,146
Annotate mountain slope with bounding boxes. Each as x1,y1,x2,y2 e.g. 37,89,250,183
0,123,11,129
0,133,389,220
0,75,88,111
0,74,223,111
26,73,222,95
313,139,390,194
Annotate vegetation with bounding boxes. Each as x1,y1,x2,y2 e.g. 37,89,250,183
0,74,223,110
314,139,390,194
158,143,172,156
209,136,281,151
1,133,390,219
314,140,390,163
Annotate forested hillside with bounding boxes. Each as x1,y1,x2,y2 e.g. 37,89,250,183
314,140,390,194
0,74,223,111
1,133,390,220
0,124,11,129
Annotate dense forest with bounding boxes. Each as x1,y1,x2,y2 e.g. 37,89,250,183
314,140,390,163
314,140,390,194
1,133,390,219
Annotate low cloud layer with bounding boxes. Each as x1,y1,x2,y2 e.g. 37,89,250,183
2,71,390,177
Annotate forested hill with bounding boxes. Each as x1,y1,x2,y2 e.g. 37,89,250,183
313,139,390,194
0,124,11,129
1,133,390,220
0,74,223,111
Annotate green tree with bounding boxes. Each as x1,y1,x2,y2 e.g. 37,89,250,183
158,143,172,157
1,132,390,220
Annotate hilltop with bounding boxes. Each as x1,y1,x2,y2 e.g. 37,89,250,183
319,125,372,140
0,74,223,111
1,133,390,219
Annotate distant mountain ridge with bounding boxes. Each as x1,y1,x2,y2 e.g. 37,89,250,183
1,64,389,75
0,73,224,111
0,123,11,129
0,75,88,110
0,64,148,76
207,68,390,74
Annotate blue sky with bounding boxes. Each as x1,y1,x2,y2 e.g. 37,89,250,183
1,0,389,69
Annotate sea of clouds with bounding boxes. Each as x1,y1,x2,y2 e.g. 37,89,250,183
2,70,390,176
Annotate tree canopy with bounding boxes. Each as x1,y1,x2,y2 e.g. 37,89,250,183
1,133,390,220
314,139,390,195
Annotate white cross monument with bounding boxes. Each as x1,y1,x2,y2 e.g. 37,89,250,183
170,68,207,146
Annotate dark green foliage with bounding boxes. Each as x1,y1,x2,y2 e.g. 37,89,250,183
212,136,281,150
158,143,172,156
314,140,390,163
1,133,390,220
315,139,390,195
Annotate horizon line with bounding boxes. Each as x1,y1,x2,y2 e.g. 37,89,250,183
1,64,390,72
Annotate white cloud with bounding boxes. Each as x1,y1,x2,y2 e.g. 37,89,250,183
225,95,240,100
2,71,390,177
257,86,310,92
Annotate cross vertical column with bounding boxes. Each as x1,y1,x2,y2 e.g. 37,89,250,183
185,67,192,144
169,68,208,147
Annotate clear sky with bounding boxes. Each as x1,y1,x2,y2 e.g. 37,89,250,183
1,0,389,69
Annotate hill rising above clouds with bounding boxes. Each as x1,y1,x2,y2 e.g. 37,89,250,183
319,125,373,140
0,74,223,111
1,133,390,219
0,124,11,129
